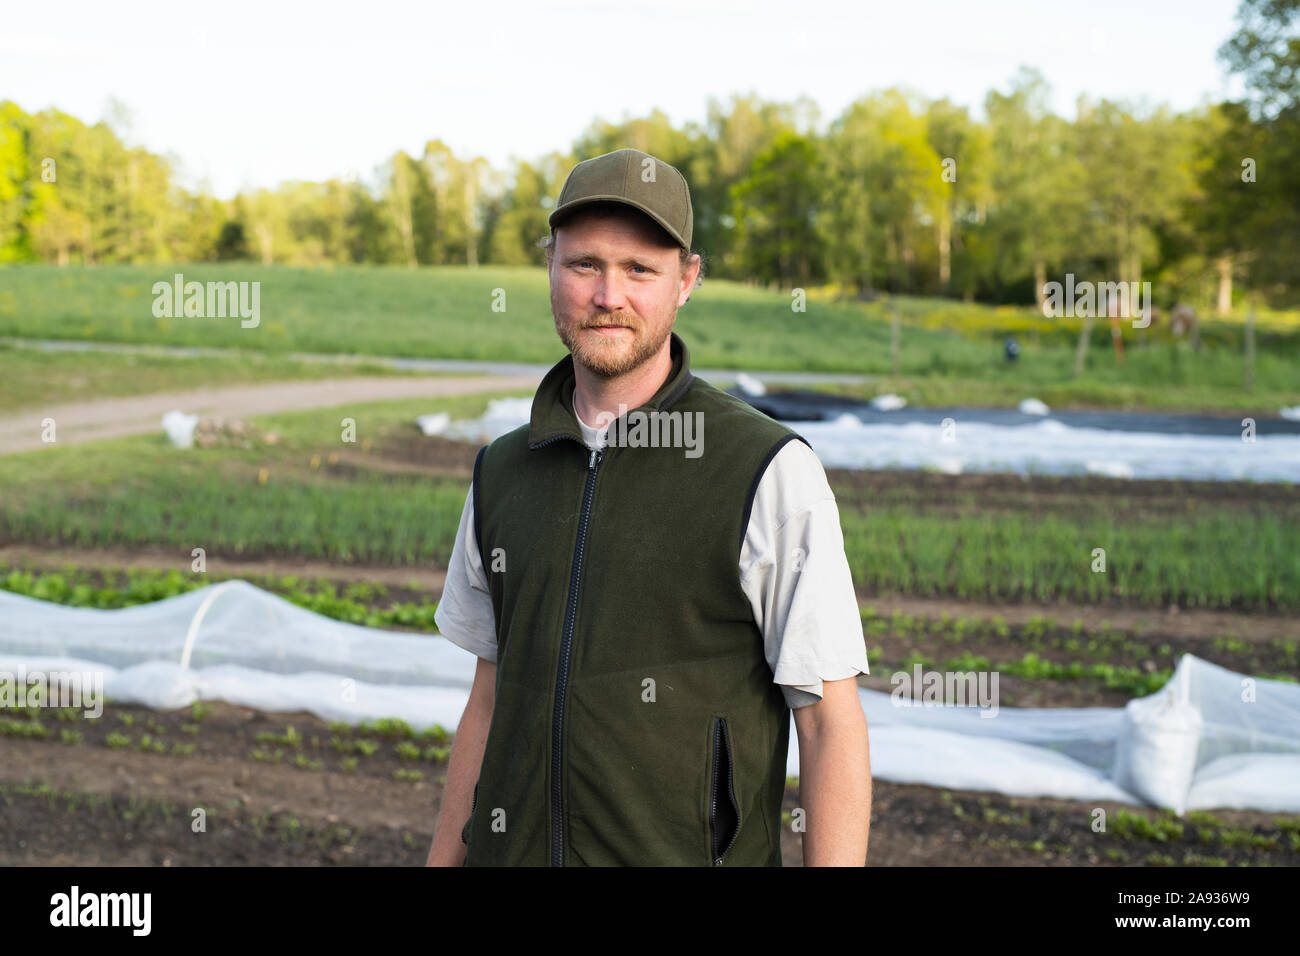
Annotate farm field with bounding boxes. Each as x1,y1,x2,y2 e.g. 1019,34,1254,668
4,394,1299,609
3,698,1298,867
2,267,1297,867
1,383,1297,865
2,562,1297,868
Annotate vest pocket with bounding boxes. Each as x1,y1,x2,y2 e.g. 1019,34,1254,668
709,717,741,865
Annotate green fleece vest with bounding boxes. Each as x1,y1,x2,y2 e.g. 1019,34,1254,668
461,331,809,866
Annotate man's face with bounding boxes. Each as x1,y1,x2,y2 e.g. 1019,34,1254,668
548,207,699,378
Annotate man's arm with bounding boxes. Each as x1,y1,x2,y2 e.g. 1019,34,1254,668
792,675,871,866
425,656,496,866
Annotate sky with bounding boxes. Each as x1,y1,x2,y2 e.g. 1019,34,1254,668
1,0,1247,198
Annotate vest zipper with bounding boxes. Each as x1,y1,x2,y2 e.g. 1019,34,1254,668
710,716,740,865
548,441,605,866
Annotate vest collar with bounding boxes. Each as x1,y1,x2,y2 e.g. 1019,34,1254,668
528,330,696,449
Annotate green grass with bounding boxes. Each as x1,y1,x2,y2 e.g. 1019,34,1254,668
247,392,533,451
2,264,1296,412
884,649,1181,696
0,390,528,485
841,507,1300,610
0,342,426,413
0,566,443,631
0,263,966,369
3,463,467,564
0,391,521,567
818,371,1300,415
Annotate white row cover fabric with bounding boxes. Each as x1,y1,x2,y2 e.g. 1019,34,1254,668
2,581,1297,814
430,396,1300,482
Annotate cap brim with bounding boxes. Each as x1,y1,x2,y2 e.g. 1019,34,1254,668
548,195,687,250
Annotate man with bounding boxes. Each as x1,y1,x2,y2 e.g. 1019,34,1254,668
426,148,870,866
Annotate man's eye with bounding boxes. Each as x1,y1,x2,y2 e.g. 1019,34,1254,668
632,265,648,274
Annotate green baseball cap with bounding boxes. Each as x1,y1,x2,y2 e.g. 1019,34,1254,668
548,148,693,251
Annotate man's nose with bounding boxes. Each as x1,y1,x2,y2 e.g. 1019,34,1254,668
591,269,629,310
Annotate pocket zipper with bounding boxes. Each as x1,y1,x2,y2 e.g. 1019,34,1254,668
709,716,740,865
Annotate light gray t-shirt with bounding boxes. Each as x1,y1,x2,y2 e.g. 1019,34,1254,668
433,407,869,708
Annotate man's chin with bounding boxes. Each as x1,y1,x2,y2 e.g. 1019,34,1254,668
560,321,670,378
572,346,638,378
564,327,632,375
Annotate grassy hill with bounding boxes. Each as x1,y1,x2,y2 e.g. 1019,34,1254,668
2,264,1297,411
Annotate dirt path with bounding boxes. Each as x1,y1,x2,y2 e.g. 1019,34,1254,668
859,593,1299,643
0,373,540,455
0,544,448,592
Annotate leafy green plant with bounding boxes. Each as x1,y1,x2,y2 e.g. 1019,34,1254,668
416,724,449,744
360,717,414,740
395,742,421,761
0,717,48,739
330,736,378,756
1113,808,1183,843
255,725,302,749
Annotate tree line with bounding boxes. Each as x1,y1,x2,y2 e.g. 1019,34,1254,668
1,0,1295,313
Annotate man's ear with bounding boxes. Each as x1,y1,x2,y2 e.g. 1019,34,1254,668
679,254,700,305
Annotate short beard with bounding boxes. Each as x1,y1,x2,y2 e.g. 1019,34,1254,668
555,315,671,379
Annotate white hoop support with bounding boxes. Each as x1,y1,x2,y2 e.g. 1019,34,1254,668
180,581,237,671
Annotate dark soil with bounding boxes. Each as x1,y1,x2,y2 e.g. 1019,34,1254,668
825,468,1300,522
2,448,1295,865
3,700,1297,867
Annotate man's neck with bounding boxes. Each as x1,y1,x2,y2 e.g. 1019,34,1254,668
571,338,674,428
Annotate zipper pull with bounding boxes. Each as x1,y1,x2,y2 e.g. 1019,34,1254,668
589,448,604,469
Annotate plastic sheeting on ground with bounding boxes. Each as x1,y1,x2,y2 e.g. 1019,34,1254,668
0,581,477,730
425,395,1300,482
2,581,1298,814
851,656,1300,814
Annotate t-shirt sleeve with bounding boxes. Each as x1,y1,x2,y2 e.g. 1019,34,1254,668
740,437,868,709
434,483,499,661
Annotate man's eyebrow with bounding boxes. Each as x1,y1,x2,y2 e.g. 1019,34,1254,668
563,251,662,269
